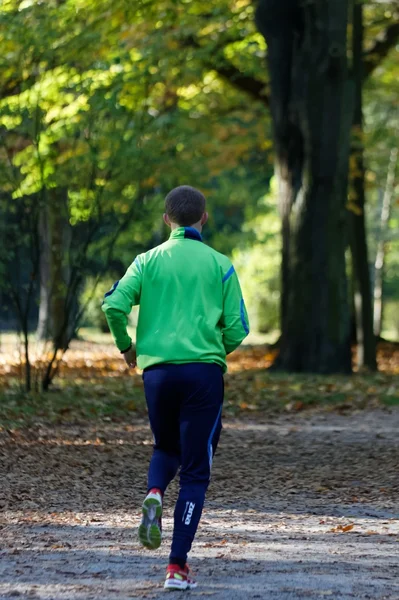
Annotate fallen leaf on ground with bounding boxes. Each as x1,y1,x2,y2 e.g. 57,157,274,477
329,524,355,533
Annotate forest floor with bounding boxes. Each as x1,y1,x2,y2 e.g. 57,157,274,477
0,340,399,599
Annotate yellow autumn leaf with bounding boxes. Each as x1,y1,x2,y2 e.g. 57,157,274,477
346,202,363,216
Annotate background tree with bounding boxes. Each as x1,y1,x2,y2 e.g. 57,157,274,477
255,0,353,373
348,0,377,370
348,1,399,369
254,0,399,372
373,147,398,338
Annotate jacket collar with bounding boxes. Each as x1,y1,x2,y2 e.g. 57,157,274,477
169,227,203,242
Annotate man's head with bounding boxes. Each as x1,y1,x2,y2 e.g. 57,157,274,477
164,185,208,230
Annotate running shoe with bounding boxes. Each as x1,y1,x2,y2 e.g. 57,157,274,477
138,488,162,549
164,563,197,591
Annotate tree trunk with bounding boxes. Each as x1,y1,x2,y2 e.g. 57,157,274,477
348,1,377,370
373,147,398,337
37,201,51,341
36,188,71,348
256,0,352,373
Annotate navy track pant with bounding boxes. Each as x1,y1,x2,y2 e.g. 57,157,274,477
143,362,223,565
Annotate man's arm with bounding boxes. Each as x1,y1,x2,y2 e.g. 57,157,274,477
102,257,143,355
220,264,250,354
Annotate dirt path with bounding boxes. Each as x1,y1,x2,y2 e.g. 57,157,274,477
1,409,399,599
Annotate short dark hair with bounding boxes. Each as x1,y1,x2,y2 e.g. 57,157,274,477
165,185,206,226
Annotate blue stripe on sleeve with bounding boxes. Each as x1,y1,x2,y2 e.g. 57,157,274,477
222,265,235,283
104,280,119,298
134,257,142,274
240,298,249,335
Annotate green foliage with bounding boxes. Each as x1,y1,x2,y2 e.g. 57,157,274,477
233,178,281,333
0,0,271,268
80,277,114,332
383,301,399,340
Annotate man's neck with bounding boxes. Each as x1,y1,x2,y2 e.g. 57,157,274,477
170,223,201,233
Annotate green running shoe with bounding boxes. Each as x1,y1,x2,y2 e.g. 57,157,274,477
138,488,162,549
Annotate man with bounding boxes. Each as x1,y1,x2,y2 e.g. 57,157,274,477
102,185,249,590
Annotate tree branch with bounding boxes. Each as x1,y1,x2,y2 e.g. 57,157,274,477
185,35,269,106
211,61,269,106
364,22,399,78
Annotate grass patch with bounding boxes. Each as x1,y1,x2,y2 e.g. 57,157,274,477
0,341,398,428
1,370,397,429
223,370,399,416
0,377,147,429
381,395,399,407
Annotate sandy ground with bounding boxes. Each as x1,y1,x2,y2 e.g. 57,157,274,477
1,409,399,600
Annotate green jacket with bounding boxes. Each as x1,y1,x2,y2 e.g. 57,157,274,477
102,226,249,372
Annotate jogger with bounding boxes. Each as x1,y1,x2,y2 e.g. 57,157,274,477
102,185,249,589
144,363,223,566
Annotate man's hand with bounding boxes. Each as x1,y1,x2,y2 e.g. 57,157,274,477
123,347,137,369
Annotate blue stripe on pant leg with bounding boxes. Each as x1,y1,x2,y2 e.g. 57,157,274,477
207,404,223,474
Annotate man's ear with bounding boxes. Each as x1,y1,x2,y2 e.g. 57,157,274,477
163,213,171,227
201,212,208,226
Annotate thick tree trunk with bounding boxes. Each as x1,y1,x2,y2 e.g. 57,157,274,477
348,1,377,370
36,188,71,348
373,148,398,337
256,0,352,373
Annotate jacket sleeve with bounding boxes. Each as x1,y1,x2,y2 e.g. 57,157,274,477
220,265,250,354
101,257,142,352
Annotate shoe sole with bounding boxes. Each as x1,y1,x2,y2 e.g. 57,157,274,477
164,580,197,591
138,496,162,549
